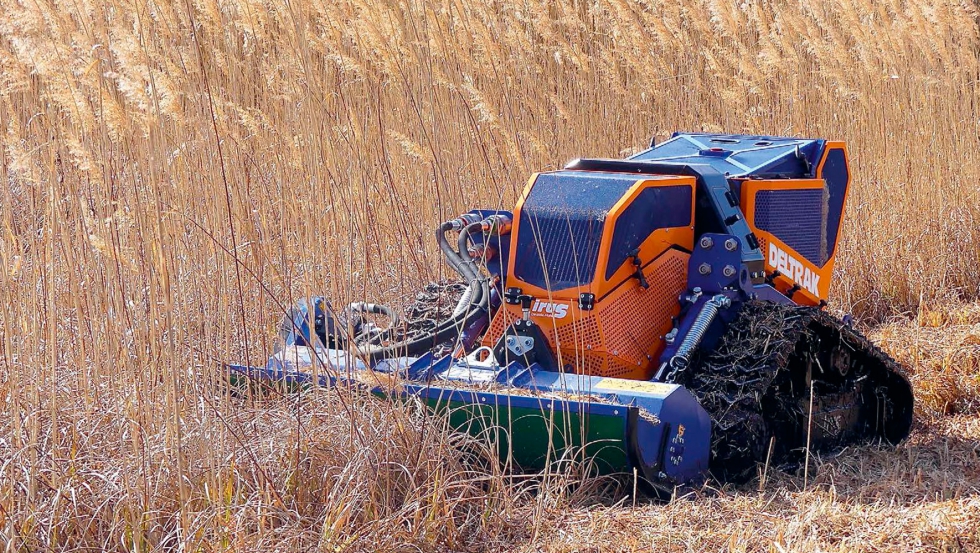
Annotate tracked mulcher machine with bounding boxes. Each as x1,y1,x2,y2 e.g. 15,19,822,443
230,133,914,488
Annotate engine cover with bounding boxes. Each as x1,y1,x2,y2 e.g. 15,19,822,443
484,169,696,379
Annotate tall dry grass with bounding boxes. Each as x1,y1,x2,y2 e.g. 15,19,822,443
2,0,980,550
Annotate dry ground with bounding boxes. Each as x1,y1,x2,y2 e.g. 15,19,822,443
2,0,980,551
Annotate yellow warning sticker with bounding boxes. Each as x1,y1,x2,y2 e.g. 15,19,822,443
596,379,675,395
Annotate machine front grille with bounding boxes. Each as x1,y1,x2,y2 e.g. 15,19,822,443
484,249,688,380
513,171,639,291
754,188,828,266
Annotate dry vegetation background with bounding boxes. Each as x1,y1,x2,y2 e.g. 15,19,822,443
1,0,980,550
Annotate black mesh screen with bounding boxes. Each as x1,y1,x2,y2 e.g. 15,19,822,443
513,171,639,291
754,188,828,265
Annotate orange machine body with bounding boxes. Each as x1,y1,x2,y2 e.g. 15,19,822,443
483,172,696,380
739,142,850,305
483,134,851,381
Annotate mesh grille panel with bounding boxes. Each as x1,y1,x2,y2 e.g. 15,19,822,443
513,171,639,291
606,359,641,379
481,252,687,379
483,309,511,347
597,253,687,378
555,316,601,350
577,354,606,376
515,212,604,289
754,188,828,266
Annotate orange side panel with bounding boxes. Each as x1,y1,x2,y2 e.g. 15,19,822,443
741,179,832,305
594,177,696,298
483,249,689,379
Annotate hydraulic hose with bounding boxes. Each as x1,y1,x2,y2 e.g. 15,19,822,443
357,220,491,361
451,285,474,318
437,221,475,280
437,220,483,306
457,221,484,278
433,220,484,311
361,278,489,361
348,302,400,335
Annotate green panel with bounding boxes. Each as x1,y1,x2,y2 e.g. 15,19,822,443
424,397,630,474
229,375,631,474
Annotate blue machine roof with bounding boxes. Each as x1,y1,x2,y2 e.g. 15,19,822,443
629,133,826,179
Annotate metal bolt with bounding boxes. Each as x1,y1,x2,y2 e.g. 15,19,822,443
699,236,714,249
723,265,736,277
698,263,712,275
724,238,738,251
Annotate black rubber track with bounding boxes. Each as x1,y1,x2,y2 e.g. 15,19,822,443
685,301,914,482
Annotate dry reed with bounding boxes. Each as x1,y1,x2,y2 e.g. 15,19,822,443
2,0,979,550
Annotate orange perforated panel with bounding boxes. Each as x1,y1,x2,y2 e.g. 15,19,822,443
592,250,688,378
552,316,602,375
578,354,606,376
554,316,601,350
482,308,512,349
480,249,689,380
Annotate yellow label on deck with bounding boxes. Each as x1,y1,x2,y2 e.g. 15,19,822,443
596,378,675,395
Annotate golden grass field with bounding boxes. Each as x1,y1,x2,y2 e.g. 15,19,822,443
2,0,980,550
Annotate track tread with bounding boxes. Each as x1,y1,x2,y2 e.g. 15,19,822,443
686,301,913,482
